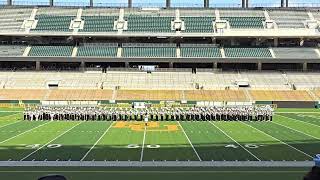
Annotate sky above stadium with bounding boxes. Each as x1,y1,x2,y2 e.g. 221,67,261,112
9,0,320,7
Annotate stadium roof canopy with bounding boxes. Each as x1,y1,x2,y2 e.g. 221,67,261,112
1,0,320,8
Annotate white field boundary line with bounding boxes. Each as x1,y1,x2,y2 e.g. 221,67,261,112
276,112,320,114
277,114,320,129
0,121,52,145
140,125,147,162
208,121,261,161
20,122,83,161
80,122,114,161
272,121,320,141
178,121,202,161
241,122,313,159
0,160,313,167
0,121,22,129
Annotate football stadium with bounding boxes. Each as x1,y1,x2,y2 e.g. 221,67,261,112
0,0,320,179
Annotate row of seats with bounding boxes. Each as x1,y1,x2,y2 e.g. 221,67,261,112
221,17,265,29
33,15,74,32
0,89,316,101
23,45,320,58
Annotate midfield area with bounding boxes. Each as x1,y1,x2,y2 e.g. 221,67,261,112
0,109,319,162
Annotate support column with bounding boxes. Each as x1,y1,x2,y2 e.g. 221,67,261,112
274,38,279,47
286,0,289,7
80,61,85,71
281,0,285,7
169,62,173,68
257,62,262,71
125,62,129,68
49,0,54,6
36,61,41,71
242,0,246,8
303,62,307,71
128,0,132,8
90,0,93,7
204,0,209,8
213,62,218,69
246,0,249,8
166,0,171,8
7,0,12,6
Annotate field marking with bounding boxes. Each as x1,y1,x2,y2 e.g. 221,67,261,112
272,121,320,140
0,170,308,173
0,113,22,119
20,122,83,161
242,122,313,159
140,125,147,162
178,121,202,161
0,120,22,129
208,121,261,161
0,121,51,145
277,114,320,128
80,122,114,161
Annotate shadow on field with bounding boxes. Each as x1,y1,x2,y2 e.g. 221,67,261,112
0,139,317,161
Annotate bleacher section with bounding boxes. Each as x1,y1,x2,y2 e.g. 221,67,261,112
80,8,118,32
286,72,320,89
32,8,78,31
116,90,182,101
77,43,118,57
122,43,176,57
268,10,309,28
28,46,73,56
249,90,314,101
0,8,32,32
272,48,319,59
184,90,247,101
0,46,26,56
219,10,265,29
180,44,221,57
224,48,272,58
181,17,215,32
124,9,174,33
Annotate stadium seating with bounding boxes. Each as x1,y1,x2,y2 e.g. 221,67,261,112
80,16,117,32
0,89,47,100
221,17,265,29
272,48,319,59
28,46,73,56
224,48,272,58
181,17,215,32
184,90,248,101
125,15,174,32
286,72,320,89
116,90,182,101
268,10,309,28
249,90,314,101
0,46,26,56
122,43,176,57
77,43,118,57
0,8,32,32
47,89,113,100
180,44,222,57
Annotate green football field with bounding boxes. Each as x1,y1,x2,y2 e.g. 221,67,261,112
0,108,318,162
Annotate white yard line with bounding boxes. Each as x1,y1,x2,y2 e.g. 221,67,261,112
140,125,147,162
241,122,313,159
20,122,83,161
0,121,21,129
277,114,320,129
178,121,202,161
208,121,261,161
80,122,114,161
272,121,320,140
0,121,51,145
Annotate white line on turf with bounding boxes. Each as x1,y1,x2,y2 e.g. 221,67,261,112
241,122,313,159
0,121,21,129
178,121,202,161
208,121,261,161
277,114,320,128
80,122,114,161
20,122,83,161
140,125,147,162
0,121,52,145
272,121,320,140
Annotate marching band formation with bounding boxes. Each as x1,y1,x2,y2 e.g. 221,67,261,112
23,105,274,121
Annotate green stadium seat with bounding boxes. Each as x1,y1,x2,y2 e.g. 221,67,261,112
221,17,265,29
224,48,272,58
28,46,73,57
33,15,74,31
181,17,215,33
125,15,174,33
80,16,118,32
122,44,176,57
77,44,118,57
180,44,221,57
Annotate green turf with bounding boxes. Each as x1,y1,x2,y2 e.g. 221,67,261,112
0,109,318,162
